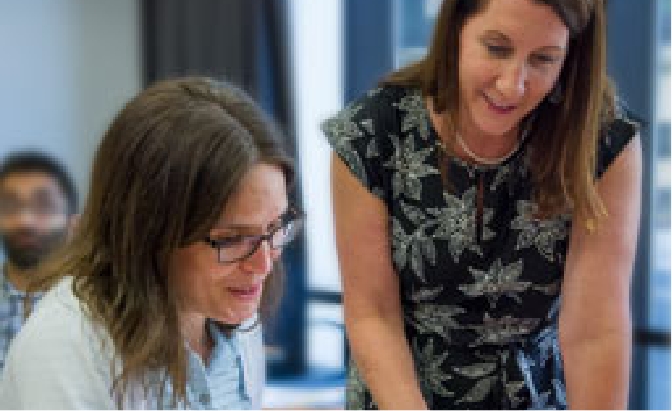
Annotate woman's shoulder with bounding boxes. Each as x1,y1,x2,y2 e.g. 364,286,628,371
358,84,421,112
6,277,113,374
321,84,427,202
335,84,420,120
26,278,94,333
597,111,641,178
0,278,116,409
322,84,425,145
603,108,640,140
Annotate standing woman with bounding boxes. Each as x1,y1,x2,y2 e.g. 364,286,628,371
324,0,641,409
0,77,302,409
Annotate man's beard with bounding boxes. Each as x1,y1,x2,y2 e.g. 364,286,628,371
1,228,68,270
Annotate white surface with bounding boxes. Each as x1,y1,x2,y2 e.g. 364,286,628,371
263,383,345,409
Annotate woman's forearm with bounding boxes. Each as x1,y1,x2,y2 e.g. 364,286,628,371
347,315,428,410
561,328,632,409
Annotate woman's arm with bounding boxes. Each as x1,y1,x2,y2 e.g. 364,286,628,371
560,135,642,409
332,154,427,410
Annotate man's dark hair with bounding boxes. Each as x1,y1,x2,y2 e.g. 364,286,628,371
0,150,78,215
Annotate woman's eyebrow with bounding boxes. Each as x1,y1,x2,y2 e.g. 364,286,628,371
217,223,260,230
481,30,566,52
209,224,263,237
213,209,289,231
481,30,510,41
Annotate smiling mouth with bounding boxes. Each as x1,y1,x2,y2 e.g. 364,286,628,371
483,93,517,113
227,284,262,300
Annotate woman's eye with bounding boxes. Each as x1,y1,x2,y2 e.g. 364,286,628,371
531,54,558,64
486,44,511,57
215,235,245,246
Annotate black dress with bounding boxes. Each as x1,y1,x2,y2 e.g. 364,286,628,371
322,85,637,410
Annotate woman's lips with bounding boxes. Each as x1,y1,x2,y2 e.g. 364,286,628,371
483,93,517,114
227,284,262,301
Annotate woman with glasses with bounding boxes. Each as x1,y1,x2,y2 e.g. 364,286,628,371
323,0,640,409
0,77,302,409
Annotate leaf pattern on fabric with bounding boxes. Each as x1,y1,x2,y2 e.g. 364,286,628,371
511,200,570,262
460,259,531,308
408,285,444,303
506,380,527,409
322,103,365,145
321,102,373,188
427,188,494,262
394,90,431,140
490,163,513,192
533,281,561,296
361,118,375,135
345,361,368,410
406,303,466,337
367,87,384,98
366,137,379,157
456,376,498,404
384,133,439,201
469,314,541,346
452,362,497,379
412,338,455,399
392,202,439,282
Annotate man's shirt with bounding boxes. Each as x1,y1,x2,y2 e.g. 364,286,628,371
0,266,41,370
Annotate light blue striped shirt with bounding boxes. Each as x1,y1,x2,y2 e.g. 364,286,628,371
175,320,252,409
0,266,42,371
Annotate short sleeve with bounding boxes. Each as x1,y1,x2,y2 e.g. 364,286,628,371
596,116,640,179
321,88,394,202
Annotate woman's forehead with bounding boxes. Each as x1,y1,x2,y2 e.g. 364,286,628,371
213,164,289,231
466,0,569,49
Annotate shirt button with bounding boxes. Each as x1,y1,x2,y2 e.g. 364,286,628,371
199,393,211,405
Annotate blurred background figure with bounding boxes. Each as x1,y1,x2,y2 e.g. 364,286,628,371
0,151,78,370
0,0,668,408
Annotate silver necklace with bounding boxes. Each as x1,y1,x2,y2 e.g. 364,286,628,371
453,132,522,166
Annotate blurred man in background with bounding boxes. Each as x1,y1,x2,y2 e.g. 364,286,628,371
0,151,78,370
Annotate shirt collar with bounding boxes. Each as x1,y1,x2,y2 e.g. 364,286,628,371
0,263,42,300
0,264,24,299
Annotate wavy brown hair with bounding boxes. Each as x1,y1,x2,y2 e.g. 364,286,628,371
383,0,617,222
34,77,294,406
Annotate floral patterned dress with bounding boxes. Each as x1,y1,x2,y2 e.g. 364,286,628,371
322,85,637,409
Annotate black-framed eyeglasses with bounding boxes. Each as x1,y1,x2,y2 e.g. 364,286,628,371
204,208,304,264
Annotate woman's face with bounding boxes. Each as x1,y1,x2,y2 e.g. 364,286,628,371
169,163,288,325
458,0,569,139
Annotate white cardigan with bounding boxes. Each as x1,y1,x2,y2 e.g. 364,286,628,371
0,278,265,409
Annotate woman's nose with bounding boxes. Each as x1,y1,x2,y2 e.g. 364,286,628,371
241,239,274,275
496,61,527,101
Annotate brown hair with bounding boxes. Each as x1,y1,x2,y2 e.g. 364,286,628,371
34,77,293,406
383,0,616,221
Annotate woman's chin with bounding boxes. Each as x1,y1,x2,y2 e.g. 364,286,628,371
216,305,259,326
